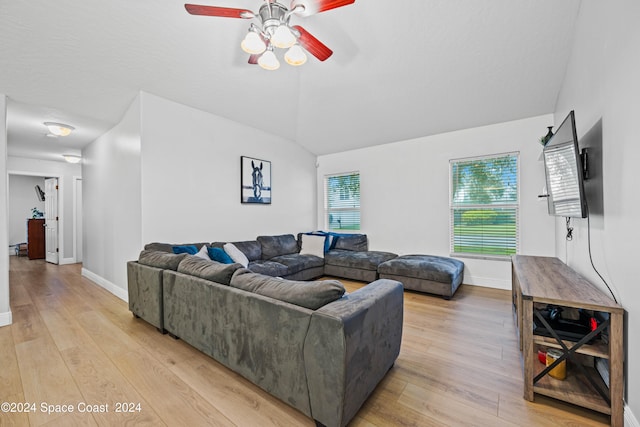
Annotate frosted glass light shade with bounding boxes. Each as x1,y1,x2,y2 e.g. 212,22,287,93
241,32,266,54
271,25,296,49
258,50,280,70
285,44,307,66
44,122,74,136
62,154,82,164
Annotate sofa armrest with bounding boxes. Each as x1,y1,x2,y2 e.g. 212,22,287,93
303,279,404,427
127,261,164,331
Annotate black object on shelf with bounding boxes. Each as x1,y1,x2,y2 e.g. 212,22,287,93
533,306,599,343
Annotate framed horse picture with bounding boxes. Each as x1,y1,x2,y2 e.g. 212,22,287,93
241,156,272,204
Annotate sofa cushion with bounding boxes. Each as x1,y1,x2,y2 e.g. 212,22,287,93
172,244,199,255
224,243,249,268
177,256,241,285
145,242,209,253
333,234,368,252
207,247,234,264
194,245,211,260
270,253,325,275
378,254,464,285
299,231,333,253
325,249,398,271
212,240,262,261
299,234,326,258
138,250,188,271
230,269,345,310
247,260,289,277
257,234,299,260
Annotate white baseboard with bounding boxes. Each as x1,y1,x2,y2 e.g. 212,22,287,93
0,310,13,327
626,403,640,427
463,275,511,290
59,257,77,265
81,268,128,303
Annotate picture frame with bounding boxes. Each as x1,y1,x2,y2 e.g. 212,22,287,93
241,156,271,204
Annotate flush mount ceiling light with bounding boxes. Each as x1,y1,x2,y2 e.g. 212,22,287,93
62,154,82,164
44,122,75,137
185,0,355,70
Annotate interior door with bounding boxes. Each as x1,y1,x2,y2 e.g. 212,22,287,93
45,177,59,264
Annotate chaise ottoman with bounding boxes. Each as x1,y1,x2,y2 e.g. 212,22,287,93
378,254,464,299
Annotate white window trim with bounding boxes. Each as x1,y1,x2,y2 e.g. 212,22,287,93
449,152,520,261
324,171,360,231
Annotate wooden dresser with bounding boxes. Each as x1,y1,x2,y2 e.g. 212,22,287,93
27,218,45,259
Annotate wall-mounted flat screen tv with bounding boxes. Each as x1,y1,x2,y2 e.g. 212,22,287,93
543,110,588,218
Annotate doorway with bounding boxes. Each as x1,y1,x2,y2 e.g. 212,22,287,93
8,172,61,265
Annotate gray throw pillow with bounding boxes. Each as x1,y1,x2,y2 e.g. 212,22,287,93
230,269,345,310
177,256,242,286
138,250,187,270
334,234,368,252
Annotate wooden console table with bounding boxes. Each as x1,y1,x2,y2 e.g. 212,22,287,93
511,255,624,426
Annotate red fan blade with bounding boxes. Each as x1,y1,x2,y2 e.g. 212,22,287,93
248,54,260,64
293,25,333,61
291,0,354,16
185,4,254,19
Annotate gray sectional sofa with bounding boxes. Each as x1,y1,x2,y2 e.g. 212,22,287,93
127,244,404,427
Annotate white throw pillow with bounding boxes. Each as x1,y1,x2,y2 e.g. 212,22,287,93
299,234,326,258
194,244,211,260
223,243,249,268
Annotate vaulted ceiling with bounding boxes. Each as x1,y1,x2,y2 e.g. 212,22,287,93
1,0,581,162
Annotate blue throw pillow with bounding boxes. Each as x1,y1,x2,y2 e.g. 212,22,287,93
208,247,235,264
172,245,198,255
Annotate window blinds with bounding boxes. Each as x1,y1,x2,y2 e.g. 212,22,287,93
325,173,360,230
450,153,519,258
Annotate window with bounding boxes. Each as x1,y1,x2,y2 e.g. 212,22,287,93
325,172,360,230
450,153,519,258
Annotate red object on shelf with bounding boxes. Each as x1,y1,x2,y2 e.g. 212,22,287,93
537,349,547,364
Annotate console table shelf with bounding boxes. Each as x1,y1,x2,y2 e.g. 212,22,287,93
511,255,624,426
533,335,609,359
532,361,611,415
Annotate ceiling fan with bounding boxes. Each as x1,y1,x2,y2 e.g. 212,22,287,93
185,0,355,70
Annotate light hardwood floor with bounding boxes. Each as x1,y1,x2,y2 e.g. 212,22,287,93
1,257,609,426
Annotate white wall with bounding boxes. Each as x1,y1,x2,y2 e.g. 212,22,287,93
82,96,142,301
7,157,81,263
81,92,317,299
8,175,45,249
0,94,10,327
317,115,556,289
139,92,317,244
554,0,640,420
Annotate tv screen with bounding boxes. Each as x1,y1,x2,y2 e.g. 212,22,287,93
543,110,587,218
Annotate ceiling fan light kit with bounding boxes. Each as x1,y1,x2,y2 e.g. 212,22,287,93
284,44,307,66
271,24,296,48
258,48,281,70
241,28,267,54
185,0,355,70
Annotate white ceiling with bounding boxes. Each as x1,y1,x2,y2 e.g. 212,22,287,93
1,0,581,161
